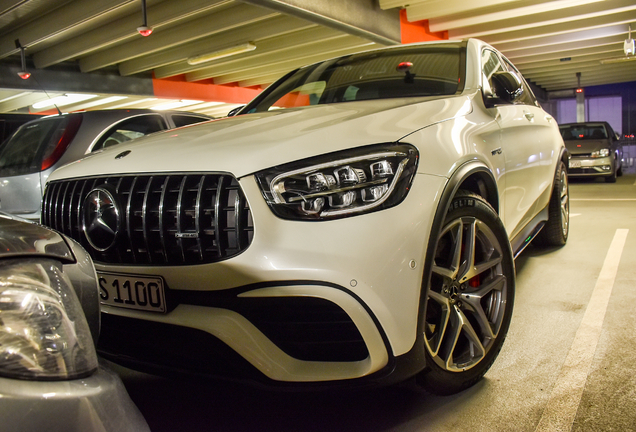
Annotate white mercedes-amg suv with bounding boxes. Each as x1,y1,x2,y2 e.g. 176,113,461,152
41,39,568,395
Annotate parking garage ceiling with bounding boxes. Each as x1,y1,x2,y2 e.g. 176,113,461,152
0,0,635,117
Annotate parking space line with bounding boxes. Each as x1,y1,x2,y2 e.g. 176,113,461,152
570,199,636,201
535,229,628,432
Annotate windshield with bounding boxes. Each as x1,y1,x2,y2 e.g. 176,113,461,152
560,124,608,140
0,117,65,176
244,44,464,113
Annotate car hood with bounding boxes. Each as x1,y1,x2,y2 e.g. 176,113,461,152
564,139,610,155
0,212,73,261
50,95,473,181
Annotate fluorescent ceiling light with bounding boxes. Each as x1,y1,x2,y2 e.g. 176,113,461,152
0,91,33,104
152,100,204,110
189,101,225,108
32,94,97,109
107,98,158,109
599,56,636,64
72,96,128,109
187,43,256,65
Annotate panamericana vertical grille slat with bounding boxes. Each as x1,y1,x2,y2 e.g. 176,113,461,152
42,174,254,265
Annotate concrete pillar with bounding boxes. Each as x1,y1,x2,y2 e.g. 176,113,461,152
576,72,585,122
576,89,585,122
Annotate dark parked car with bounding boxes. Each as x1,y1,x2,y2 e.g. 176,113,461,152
559,121,623,182
0,213,149,432
0,109,211,221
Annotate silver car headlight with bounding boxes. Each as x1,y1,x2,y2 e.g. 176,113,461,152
0,259,98,380
591,148,610,158
255,143,418,220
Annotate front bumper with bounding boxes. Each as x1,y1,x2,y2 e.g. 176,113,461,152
567,155,613,176
95,173,446,384
0,362,149,432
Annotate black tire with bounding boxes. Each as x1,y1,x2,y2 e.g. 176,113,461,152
416,191,515,396
605,154,618,183
535,161,569,246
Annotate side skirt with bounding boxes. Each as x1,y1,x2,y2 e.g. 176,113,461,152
510,204,548,259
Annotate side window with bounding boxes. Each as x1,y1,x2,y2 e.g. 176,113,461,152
502,58,538,106
92,115,167,152
481,49,505,97
0,118,63,175
171,115,210,128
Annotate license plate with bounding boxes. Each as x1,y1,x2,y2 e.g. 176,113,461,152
569,160,582,168
98,272,166,313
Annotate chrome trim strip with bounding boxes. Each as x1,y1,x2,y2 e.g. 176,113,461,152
194,174,205,261
176,175,188,263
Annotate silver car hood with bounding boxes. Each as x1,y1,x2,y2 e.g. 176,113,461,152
50,95,473,181
0,213,73,261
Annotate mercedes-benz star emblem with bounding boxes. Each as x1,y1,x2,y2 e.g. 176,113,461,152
83,187,120,251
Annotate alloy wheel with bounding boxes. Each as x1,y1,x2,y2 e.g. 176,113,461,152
560,169,569,237
424,216,508,372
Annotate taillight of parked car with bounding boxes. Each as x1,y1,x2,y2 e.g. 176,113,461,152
41,115,83,170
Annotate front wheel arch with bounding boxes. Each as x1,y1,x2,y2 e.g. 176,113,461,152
453,167,499,215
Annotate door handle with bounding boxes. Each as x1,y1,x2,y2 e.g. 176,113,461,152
524,111,535,121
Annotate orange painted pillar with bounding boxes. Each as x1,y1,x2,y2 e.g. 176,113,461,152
400,9,448,44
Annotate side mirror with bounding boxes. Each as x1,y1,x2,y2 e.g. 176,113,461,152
227,105,245,117
615,132,621,141
485,71,524,107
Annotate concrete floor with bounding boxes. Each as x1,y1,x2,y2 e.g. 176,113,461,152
110,173,636,432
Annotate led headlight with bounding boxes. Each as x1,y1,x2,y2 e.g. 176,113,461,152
0,259,98,380
591,148,610,158
255,143,418,220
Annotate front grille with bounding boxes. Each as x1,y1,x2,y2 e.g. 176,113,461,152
568,167,607,175
42,174,253,265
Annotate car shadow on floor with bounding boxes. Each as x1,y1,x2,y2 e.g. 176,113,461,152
111,360,491,432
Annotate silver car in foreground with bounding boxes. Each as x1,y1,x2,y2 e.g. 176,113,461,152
0,109,211,222
0,213,149,432
41,39,568,395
